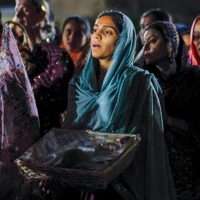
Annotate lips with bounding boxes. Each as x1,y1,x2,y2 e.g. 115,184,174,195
92,43,101,49
67,42,72,46
143,53,150,58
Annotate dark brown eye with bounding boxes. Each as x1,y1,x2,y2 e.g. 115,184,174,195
105,30,111,34
66,30,72,36
149,39,156,44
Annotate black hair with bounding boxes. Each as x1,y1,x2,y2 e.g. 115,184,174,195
142,8,172,23
144,22,170,43
62,15,91,37
177,25,190,37
98,12,124,34
144,22,185,74
136,9,171,56
181,29,190,36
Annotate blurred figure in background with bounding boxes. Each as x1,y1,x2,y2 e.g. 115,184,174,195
8,1,58,46
15,0,74,137
177,24,191,55
190,16,200,65
41,0,62,45
135,8,172,67
0,10,1,21
60,15,91,75
60,15,91,124
40,0,56,43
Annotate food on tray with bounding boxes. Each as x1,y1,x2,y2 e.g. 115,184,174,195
56,149,95,169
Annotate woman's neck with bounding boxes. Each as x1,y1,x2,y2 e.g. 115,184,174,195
27,28,45,51
96,59,112,90
99,59,112,73
156,58,176,80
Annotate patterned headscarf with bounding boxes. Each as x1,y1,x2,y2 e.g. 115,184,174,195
144,21,191,72
189,15,200,66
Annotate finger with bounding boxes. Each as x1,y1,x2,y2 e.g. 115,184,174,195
39,179,47,188
39,181,43,187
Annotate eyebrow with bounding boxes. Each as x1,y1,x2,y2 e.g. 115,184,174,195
94,24,119,34
143,35,158,44
144,35,156,41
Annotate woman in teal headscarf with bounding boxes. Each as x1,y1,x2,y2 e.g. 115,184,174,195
62,11,177,200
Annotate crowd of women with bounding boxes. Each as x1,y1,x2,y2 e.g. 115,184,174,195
0,0,200,199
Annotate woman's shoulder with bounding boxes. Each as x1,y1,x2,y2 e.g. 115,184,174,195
122,65,158,86
124,66,161,92
126,65,155,80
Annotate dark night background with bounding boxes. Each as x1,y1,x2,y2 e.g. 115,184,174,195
0,0,199,36
106,0,200,31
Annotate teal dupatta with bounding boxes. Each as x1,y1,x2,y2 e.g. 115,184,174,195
62,12,177,200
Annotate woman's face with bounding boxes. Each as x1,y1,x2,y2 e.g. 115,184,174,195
15,0,44,31
193,19,200,58
62,20,88,53
143,28,169,65
91,16,119,62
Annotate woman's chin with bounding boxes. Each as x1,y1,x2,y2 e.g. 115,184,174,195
91,53,100,60
144,59,153,65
